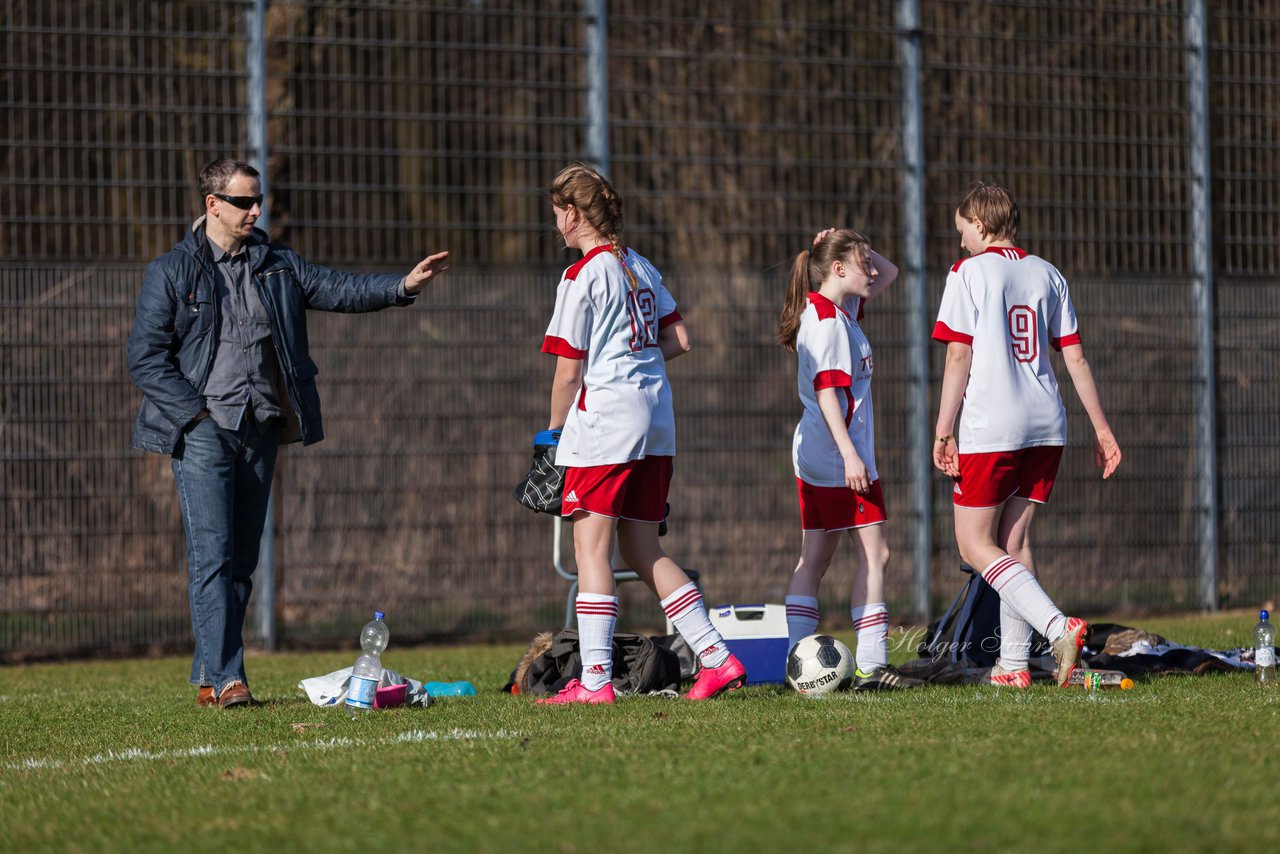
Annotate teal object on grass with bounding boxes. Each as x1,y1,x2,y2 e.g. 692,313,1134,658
424,680,476,697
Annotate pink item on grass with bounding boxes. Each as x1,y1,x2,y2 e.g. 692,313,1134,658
374,683,407,709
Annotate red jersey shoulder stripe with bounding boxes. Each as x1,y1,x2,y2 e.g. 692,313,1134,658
806,291,849,321
658,309,683,329
932,321,973,345
987,246,1027,261
542,335,587,359
563,244,616,281
950,246,1029,272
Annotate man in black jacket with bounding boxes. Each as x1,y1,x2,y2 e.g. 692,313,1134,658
127,157,448,708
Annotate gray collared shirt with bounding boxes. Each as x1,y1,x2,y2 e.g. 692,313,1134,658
203,235,290,430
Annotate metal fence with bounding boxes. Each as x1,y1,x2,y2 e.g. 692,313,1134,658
2,0,1277,658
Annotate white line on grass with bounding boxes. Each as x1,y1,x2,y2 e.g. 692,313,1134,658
6,728,522,772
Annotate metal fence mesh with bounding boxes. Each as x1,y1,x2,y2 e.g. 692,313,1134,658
0,1,251,261
920,1,1201,610
266,1,589,268
1210,5,1280,607
2,0,1277,657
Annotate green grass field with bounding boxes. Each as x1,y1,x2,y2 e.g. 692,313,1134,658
2,611,1277,853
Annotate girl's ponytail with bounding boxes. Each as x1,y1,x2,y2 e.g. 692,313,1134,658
778,249,813,352
777,229,870,352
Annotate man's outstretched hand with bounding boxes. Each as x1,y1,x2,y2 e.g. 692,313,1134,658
404,251,450,295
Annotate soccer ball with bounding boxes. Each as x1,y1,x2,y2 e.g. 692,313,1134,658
786,634,854,695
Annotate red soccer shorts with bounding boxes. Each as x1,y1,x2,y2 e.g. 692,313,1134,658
796,478,888,532
562,456,673,523
952,445,1064,508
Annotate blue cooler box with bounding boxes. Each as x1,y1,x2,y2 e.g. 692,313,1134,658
709,604,789,685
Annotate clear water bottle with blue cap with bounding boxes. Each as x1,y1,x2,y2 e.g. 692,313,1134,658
1255,609,1276,688
346,611,390,714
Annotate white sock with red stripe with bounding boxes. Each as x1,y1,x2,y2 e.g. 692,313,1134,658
785,595,821,652
661,582,729,668
980,555,1066,641
575,593,618,691
997,599,1032,672
850,603,889,672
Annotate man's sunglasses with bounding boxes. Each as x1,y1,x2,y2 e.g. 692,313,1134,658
212,193,263,210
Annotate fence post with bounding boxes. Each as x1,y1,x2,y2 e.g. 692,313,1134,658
1186,0,1218,611
246,0,278,648
897,0,931,622
585,0,609,176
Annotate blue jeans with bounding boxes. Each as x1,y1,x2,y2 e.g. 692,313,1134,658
171,415,279,693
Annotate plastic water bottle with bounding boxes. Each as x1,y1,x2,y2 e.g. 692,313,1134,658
346,611,390,714
1255,609,1276,688
1065,669,1134,690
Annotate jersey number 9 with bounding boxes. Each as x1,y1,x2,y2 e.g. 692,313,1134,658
1007,305,1038,363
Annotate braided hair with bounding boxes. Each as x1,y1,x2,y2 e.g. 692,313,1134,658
549,163,639,292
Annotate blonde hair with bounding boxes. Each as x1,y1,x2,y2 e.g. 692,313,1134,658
549,163,639,291
777,229,870,353
957,181,1019,242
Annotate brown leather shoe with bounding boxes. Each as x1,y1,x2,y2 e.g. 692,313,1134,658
217,681,255,709
196,686,218,707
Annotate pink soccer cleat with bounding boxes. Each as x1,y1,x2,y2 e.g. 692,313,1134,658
683,653,746,700
985,663,1032,688
534,678,615,705
1051,617,1090,687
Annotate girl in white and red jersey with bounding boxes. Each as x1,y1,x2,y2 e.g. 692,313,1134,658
535,163,746,705
777,229,921,691
933,182,1122,688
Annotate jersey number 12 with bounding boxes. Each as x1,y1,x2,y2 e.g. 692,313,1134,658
626,287,658,352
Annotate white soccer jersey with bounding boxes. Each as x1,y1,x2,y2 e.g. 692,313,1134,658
932,246,1082,452
542,244,681,467
791,292,877,487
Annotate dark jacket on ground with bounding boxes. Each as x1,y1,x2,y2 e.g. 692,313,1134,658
127,217,408,453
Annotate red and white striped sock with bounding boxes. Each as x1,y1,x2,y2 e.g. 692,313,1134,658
997,599,1032,672
576,593,618,691
785,595,821,651
661,582,729,668
980,555,1066,641
850,603,889,672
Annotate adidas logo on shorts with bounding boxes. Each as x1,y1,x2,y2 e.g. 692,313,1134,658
565,490,579,503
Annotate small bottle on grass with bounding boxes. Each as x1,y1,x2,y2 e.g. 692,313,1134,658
1255,609,1276,689
1065,669,1133,690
